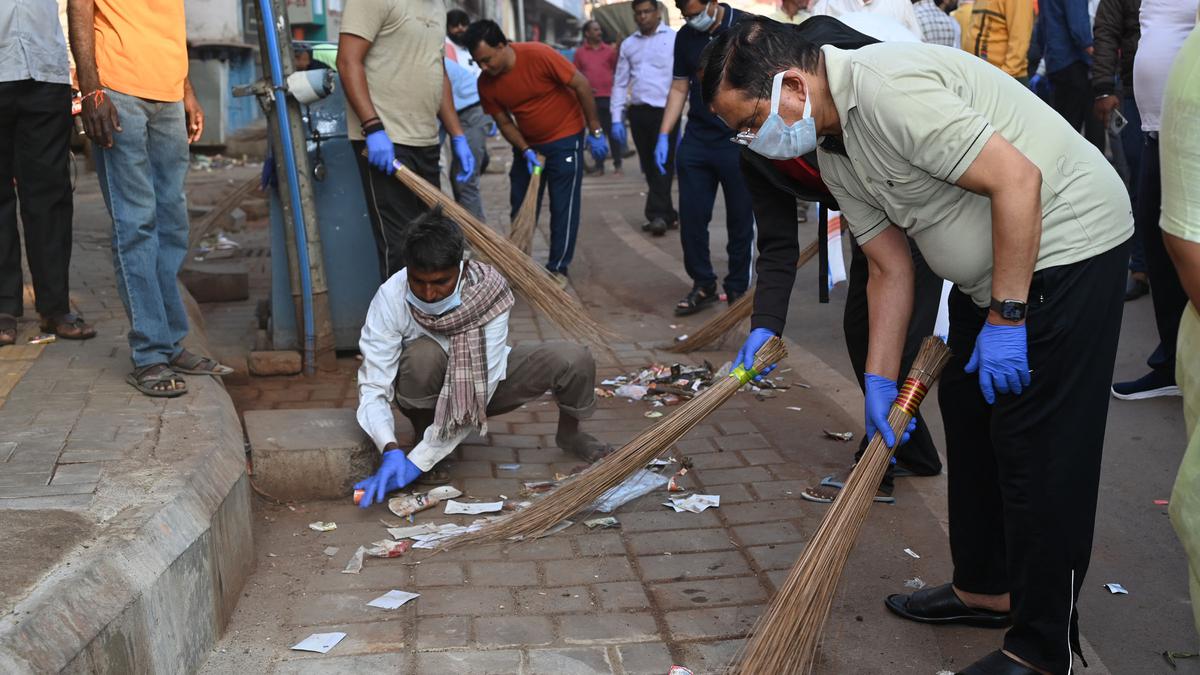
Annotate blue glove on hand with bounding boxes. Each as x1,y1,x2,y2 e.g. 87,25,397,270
735,327,777,381
451,134,475,183
965,321,1030,405
366,129,395,174
355,449,423,508
486,121,499,137
523,148,542,175
611,121,626,146
586,133,609,163
865,373,917,449
654,133,670,175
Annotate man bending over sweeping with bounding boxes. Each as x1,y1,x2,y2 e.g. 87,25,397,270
353,209,611,508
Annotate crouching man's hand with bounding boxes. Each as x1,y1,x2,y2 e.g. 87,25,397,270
355,448,423,508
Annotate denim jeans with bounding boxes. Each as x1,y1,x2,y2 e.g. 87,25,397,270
94,89,190,368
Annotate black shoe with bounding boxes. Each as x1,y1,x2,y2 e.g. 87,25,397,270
674,285,719,316
885,583,1011,628
1112,369,1181,400
726,290,744,305
648,217,667,237
956,650,1042,675
1124,273,1150,301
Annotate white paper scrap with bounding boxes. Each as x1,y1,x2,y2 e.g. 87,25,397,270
308,521,337,532
903,548,921,559
444,500,504,515
366,589,420,610
388,523,440,540
290,632,346,654
1103,583,1128,595
323,546,339,557
786,406,804,412
341,546,366,574
666,494,721,513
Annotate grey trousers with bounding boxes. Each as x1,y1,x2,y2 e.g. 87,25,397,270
449,104,491,221
393,337,596,438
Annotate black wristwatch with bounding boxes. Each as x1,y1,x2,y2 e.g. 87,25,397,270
990,298,1028,321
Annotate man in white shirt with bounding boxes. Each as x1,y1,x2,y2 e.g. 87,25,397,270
809,0,926,40
354,210,609,507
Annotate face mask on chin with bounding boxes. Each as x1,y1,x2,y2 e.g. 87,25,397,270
686,1,717,31
406,261,465,316
747,70,819,160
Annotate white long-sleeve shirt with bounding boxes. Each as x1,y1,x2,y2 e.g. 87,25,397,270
809,0,926,42
356,270,511,471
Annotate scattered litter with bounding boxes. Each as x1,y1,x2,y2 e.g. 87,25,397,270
366,589,420,610
904,577,926,589
1155,499,1170,506
267,553,277,558
592,469,670,512
674,334,689,342
444,500,504,515
614,384,649,400
388,493,440,518
308,521,337,532
903,548,921,559
1163,651,1200,669
388,523,440,540
428,485,463,500
596,387,615,398
669,666,694,675
366,539,413,558
537,520,575,537
410,520,489,549
521,479,560,496
786,406,804,412
824,430,854,442
323,546,339,557
584,516,620,529
353,489,365,505
647,458,675,468
601,362,732,408
497,463,522,471
794,382,811,389
667,467,689,492
341,546,366,574
1103,583,1128,595
644,411,664,418
28,334,56,345
666,494,720,513
291,632,346,654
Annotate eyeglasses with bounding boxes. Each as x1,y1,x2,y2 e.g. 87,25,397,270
731,130,757,146
727,78,771,146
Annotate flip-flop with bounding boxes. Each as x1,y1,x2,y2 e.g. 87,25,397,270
819,474,846,489
801,485,895,504
885,583,1012,629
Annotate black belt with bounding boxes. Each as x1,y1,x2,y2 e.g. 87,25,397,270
456,102,481,115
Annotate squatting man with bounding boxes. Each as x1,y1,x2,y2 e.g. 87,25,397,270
353,210,611,507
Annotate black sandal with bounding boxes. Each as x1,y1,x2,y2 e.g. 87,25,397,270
126,363,188,398
674,286,718,316
885,583,1011,629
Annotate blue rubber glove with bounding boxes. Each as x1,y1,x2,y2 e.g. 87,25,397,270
735,327,777,381
260,148,276,190
365,129,395,174
523,148,542,175
586,133,609,163
654,133,669,175
964,321,1030,405
611,121,626,146
864,373,917,449
355,449,423,508
451,134,475,183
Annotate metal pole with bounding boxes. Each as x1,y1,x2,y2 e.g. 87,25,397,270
516,0,526,41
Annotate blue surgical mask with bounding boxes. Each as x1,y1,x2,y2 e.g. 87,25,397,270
747,71,818,160
406,261,465,316
686,1,717,31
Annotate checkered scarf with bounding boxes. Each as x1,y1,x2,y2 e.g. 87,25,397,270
409,261,514,441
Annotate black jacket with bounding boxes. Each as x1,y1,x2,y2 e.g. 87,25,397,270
1091,0,1140,98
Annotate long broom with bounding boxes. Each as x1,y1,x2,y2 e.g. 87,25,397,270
508,162,543,254
445,336,789,549
384,160,618,346
733,336,952,674
669,238,820,354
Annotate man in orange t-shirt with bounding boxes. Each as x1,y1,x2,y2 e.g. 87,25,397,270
466,20,609,283
67,0,231,398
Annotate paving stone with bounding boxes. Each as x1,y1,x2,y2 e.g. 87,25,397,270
558,613,659,645
574,532,627,557
616,642,675,675
750,480,808,500
664,605,764,640
415,649,523,673
543,557,635,585
446,460,494,478
615,510,722,533
527,647,613,674
415,615,470,649
499,537,573,561
592,581,650,610
416,586,514,616
50,463,104,486
467,561,539,586
516,447,575,463
414,561,465,587
713,434,770,451
649,576,767,609
289,620,407,655
738,449,786,465
287,590,410,626
474,615,555,648
0,472,49,488
731,521,805,546
275,653,410,673
674,437,716,453
0,482,96,499
705,483,755,504
687,451,747,470
719,499,806,525
677,639,745,673
696,466,774,486
716,420,759,435
458,477,524,498
637,551,753,582
628,529,734,555
516,586,593,614
745,542,808,570
486,434,542,449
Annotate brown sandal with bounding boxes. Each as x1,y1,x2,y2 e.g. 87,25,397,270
170,349,234,376
40,313,96,340
126,363,188,398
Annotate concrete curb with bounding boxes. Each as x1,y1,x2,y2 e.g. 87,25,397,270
0,294,253,674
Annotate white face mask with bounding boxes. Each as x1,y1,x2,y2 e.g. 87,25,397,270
747,71,818,160
687,1,718,31
406,261,465,316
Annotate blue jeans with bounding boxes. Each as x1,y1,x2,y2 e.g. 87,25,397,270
94,90,190,368
509,131,584,275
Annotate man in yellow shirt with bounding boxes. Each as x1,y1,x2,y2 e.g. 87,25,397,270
964,0,1036,82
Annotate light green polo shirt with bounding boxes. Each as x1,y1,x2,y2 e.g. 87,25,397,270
816,42,1133,307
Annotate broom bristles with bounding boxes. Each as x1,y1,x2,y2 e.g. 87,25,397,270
668,238,821,354
390,164,618,346
445,337,789,549
509,163,542,254
734,337,952,674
